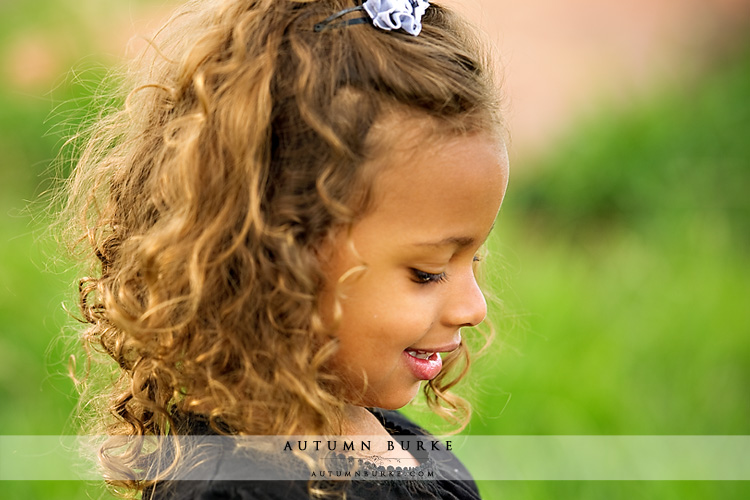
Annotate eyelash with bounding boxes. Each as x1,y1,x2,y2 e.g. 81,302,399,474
411,269,448,285
411,255,482,285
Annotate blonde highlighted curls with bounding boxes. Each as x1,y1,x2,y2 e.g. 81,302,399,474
61,0,501,493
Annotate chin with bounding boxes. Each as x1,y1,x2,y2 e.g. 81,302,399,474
367,384,421,410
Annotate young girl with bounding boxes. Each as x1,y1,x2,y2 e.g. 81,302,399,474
64,0,508,498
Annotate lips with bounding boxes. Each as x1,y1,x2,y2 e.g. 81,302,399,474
402,350,443,380
402,338,460,380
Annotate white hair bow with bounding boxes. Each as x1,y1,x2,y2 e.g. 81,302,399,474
315,0,430,36
362,0,430,36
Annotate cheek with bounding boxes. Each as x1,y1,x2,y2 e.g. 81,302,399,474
329,268,441,353
336,293,429,349
358,297,437,347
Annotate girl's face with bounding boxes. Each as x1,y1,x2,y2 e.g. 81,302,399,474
320,128,509,410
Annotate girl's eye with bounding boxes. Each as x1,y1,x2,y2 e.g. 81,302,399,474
473,254,482,263
411,269,448,285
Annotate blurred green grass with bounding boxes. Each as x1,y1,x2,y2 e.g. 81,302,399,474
465,41,750,499
1,2,748,499
484,39,750,436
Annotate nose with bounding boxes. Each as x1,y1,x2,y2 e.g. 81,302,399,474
442,270,487,328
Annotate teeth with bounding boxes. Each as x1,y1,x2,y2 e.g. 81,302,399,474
407,350,433,360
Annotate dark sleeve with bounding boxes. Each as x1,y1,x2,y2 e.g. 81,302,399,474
141,413,313,500
143,479,311,500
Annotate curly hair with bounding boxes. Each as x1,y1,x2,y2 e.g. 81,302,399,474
60,0,502,493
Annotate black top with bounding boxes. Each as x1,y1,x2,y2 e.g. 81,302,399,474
143,409,481,500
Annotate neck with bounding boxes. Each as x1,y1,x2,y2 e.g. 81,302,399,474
340,405,389,436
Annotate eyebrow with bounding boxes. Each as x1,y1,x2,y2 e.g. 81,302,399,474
412,236,477,249
412,223,496,249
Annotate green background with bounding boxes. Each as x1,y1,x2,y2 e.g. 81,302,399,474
1,1,748,498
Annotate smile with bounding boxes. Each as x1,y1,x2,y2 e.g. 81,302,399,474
405,349,435,360
402,350,443,380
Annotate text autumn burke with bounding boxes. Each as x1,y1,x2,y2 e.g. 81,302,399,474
283,440,452,452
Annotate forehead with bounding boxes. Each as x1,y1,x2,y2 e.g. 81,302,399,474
361,123,508,245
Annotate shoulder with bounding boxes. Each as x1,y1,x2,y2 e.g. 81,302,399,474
146,410,483,500
143,480,310,500
144,412,312,500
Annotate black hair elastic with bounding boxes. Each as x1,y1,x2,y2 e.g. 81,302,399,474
314,2,368,33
